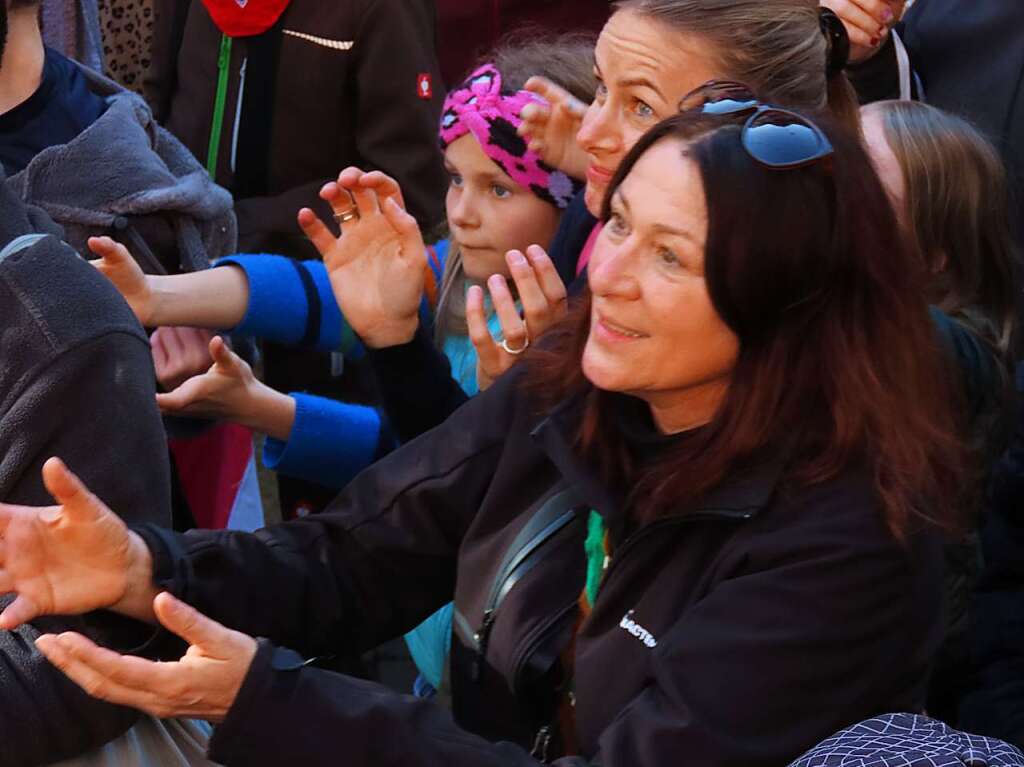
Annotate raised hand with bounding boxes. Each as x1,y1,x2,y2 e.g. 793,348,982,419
299,167,428,349
0,459,155,630
820,0,905,63
88,237,155,326
157,337,297,441
519,77,590,181
36,592,257,723
467,245,568,391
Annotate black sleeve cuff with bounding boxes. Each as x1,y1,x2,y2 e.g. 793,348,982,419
207,639,304,763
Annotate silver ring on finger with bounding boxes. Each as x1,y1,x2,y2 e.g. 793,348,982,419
500,324,530,355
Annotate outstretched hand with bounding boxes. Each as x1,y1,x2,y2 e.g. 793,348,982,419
157,337,297,441
88,237,154,326
0,459,153,630
36,592,257,723
157,336,256,421
519,77,590,181
298,167,427,349
467,245,568,391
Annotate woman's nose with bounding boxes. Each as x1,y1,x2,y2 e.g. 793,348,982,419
589,237,641,300
577,100,622,157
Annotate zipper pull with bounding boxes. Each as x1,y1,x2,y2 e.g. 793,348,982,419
530,725,552,762
472,609,496,683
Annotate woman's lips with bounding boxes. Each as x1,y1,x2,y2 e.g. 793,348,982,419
586,164,615,185
594,312,646,343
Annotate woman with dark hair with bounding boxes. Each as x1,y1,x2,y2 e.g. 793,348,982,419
0,101,961,766
351,0,861,440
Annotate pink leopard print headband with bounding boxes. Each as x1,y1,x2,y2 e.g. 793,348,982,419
439,64,581,209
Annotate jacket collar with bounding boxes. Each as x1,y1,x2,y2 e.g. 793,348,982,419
531,392,788,523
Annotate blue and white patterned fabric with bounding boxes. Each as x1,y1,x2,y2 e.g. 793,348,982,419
789,714,1024,767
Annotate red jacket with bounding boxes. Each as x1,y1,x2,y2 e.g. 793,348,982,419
436,0,610,85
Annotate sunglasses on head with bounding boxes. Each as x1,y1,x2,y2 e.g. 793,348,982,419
678,80,834,170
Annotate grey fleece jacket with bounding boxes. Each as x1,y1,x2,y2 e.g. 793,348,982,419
5,63,236,275
0,187,173,765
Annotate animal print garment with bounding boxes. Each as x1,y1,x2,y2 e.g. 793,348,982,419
98,0,154,94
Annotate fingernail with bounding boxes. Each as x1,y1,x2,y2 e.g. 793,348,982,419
881,7,893,22
507,250,527,266
870,36,880,46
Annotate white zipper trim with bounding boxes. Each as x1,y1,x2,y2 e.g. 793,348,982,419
282,30,354,51
230,57,247,174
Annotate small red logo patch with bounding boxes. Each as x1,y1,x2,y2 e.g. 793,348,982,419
417,73,433,100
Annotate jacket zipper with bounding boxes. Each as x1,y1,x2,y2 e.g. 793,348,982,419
510,599,579,696
468,508,579,682
598,507,754,600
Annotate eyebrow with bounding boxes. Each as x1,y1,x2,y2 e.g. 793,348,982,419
617,76,666,102
445,160,515,187
614,189,701,244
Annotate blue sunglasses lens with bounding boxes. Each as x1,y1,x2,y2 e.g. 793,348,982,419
742,112,830,167
700,97,759,116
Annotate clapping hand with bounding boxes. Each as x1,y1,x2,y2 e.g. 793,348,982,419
151,327,215,392
157,336,257,422
0,459,155,630
36,592,257,723
299,167,427,349
157,337,297,441
518,77,590,181
467,245,568,391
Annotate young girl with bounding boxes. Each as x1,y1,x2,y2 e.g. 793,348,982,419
860,98,1018,725
92,40,595,695
93,39,595,491
861,100,1016,359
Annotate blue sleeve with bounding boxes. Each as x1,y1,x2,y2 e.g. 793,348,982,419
217,255,364,358
262,393,383,489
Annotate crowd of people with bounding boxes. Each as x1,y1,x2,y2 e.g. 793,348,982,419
0,0,1021,765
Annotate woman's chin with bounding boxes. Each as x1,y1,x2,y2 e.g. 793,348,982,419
583,182,606,217
582,341,629,392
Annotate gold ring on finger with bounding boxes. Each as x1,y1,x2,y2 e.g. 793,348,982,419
334,207,360,224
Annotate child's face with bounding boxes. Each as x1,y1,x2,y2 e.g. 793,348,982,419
444,135,561,282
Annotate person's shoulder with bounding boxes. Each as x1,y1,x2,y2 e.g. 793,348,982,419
761,464,915,547
0,237,147,352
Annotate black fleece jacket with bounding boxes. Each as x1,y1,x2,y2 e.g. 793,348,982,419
0,189,172,765
138,367,943,767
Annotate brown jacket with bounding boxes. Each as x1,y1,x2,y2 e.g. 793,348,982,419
146,0,447,255
436,0,610,86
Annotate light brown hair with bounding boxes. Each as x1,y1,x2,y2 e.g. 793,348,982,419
615,0,860,127
434,36,598,347
865,100,1018,356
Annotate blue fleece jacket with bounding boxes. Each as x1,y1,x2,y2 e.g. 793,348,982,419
218,244,449,489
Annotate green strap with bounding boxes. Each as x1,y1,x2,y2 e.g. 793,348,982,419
584,510,607,608
338,318,358,357
206,34,233,178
